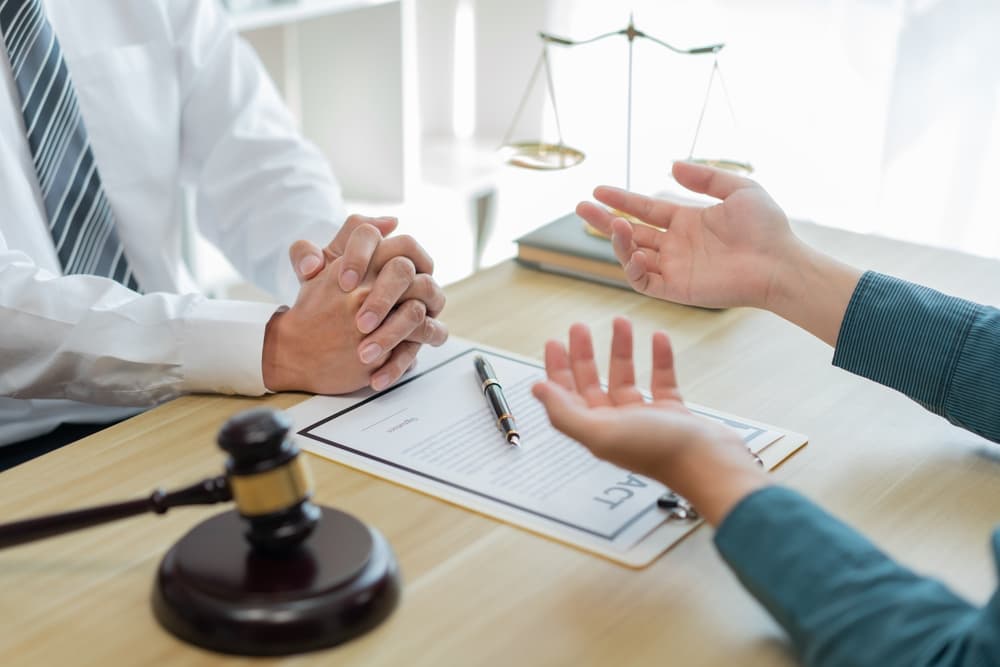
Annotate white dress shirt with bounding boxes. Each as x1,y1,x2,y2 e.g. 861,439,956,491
0,0,346,446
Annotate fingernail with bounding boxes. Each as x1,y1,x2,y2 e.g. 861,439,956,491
298,255,321,277
358,311,379,333
371,374,390,391
360,343,382,364
340,269,359,291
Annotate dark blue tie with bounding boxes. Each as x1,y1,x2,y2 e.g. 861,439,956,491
0,0,139,290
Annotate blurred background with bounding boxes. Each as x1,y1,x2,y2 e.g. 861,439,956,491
208,0,1000,293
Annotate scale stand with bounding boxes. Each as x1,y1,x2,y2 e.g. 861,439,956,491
500,14,752,190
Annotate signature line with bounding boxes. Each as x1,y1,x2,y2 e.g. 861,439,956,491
361,408,409,432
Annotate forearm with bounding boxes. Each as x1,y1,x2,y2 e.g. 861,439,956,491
765,241,1000,440
715,487,1000,667
832,273,1000,442
766,240,864,347
0,251,275,404
192,130,344,304
173,0,344,304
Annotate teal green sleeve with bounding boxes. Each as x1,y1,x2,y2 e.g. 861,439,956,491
712,272,1000,665
715,487,1000,666
832,271,1000,443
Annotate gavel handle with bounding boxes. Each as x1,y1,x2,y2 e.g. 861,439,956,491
0,475,231,550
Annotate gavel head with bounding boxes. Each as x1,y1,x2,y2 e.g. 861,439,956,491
217,409,320,554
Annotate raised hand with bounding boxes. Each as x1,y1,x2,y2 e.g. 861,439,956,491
531,318,769,525
262,255,445,395
578,162,864,346
576,161,802,310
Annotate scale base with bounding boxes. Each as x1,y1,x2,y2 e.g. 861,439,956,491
152,507,400,656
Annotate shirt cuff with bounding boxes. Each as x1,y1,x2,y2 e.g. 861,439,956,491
714,485,806,575
831,271,980,411
713,486,882,604
179,297,281,395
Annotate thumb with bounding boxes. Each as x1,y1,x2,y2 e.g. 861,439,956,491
671,161,754,201
289,240,324,284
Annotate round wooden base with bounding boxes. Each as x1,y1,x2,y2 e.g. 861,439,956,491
152,507,400,656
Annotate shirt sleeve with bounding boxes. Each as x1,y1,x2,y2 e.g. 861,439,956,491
832,271,1000,443
170,0,346,305
715,486,1000,667
0,239,276,405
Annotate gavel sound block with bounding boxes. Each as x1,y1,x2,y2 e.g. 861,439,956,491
153,409,401,655
0,409,401,656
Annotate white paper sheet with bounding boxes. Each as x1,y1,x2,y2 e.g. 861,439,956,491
288,338,806,567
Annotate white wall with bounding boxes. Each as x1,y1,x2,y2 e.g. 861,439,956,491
474,0,1000,268
219,0,1000,293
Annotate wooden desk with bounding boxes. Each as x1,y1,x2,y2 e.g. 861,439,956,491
3,222,1000,666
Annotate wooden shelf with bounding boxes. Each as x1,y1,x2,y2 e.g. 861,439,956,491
227,0,395,32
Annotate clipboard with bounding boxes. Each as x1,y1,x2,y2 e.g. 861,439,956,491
287,338,807,568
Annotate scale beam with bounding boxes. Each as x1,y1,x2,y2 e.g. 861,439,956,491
500,16,749,184
539,27,724,55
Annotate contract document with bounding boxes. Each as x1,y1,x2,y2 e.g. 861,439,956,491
287,338,807,567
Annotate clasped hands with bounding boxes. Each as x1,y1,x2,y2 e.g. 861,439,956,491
262,214,448,395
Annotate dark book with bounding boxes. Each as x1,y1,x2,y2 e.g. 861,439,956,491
515,212,629,289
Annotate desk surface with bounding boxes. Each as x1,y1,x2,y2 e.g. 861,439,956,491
3,222,1000,666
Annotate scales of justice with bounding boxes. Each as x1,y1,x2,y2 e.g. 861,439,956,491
499,14,751,232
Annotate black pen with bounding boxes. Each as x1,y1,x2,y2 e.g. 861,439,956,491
474,355,520,447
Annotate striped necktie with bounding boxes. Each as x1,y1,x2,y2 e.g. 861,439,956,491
0,0,139,290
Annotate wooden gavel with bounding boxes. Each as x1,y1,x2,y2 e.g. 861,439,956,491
0,408,318,553
0,408,401,656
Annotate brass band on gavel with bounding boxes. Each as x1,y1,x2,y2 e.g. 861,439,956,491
228,456,313,517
